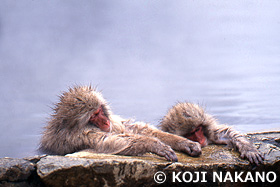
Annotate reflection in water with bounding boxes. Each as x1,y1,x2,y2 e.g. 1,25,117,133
0,1,279,158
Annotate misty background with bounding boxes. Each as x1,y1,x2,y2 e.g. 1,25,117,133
0,0,279,158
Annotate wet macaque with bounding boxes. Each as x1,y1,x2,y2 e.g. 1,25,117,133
160,102,264,165
39,86,201,162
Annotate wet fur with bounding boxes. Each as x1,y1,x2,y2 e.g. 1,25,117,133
160,102,264,165
39,86,201,161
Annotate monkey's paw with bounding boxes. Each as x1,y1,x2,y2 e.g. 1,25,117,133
153,144,178,162
179,140,202,157
240,148,264,166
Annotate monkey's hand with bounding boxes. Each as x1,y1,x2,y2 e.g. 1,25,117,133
116,135,178,162
240,145,264,166
177,140,202,157
150,141,178,162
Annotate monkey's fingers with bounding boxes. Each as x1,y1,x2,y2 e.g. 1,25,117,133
184,147,191,155
255,153,264,164
251,154,260,166
167,150,178,162
247,154,254,165
258,154,264,163
183,142,202,157
247,152,264,166
156,148,178,162
190,144,202,156
260,152,265,160
165,149,178,162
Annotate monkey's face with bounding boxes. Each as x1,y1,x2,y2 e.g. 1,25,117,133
57,86,112,132
167,103,202,133
184,125,207,146
166,102,208,146
89,105,111,132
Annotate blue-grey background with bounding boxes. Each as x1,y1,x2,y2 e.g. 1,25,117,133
0,1,279,158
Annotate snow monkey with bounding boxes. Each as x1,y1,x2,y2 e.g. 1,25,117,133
39,86,201,162
160,102,264,165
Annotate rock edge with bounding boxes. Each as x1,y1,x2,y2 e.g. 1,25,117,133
0,131,279,187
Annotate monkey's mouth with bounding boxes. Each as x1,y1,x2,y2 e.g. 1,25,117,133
185,125,207,147
198,137,207,147
186,133,207,147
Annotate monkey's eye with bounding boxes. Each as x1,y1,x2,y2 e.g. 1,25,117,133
76,97,84,102
190,126,201,134
183,112,192,118
185,132,193,137
93,110,98,115
92,107,101,117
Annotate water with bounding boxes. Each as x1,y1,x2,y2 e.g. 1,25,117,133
0,0,279,158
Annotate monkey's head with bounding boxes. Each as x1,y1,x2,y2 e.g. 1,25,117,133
54,85,112,132
160,102,215,146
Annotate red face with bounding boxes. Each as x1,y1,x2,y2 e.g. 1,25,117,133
185,125,207,147
89,106,111,132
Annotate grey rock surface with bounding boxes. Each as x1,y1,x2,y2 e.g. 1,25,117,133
0,158,35,182
0,157,42,186
0,131,279,186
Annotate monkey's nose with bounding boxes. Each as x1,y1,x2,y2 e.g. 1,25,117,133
102,121,111,132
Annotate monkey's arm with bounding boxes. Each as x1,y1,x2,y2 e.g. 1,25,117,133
125,122,201,157
85,132,178,161
207,124,264,165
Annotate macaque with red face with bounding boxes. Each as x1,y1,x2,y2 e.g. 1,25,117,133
160,102,264,165
39,86,201,162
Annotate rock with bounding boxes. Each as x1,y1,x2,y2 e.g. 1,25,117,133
1,131,280,186
37,155,159,187
36,131,280,187
247,131,280,165
23,155,47,164
0,156,47,187
0,158,35,182
0,157,43,187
